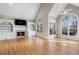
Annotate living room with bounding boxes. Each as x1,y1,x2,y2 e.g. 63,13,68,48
0,3,79,55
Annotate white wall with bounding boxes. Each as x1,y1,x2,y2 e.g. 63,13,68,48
36,3,54,39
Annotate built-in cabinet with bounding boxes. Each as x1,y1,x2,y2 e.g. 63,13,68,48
27,22,36,38
0,19,15,40
0,22,13,32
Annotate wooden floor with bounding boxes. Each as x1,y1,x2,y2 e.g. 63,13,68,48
0,37,79,55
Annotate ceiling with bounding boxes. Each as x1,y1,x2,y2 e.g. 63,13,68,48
0,3,79,21
0,3,40,21
48,3,79,18
71,3,79,7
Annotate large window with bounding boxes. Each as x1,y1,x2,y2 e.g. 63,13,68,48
62,14,77,36
62,16,68,35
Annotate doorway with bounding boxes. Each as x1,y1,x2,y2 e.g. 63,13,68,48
49,19,56,39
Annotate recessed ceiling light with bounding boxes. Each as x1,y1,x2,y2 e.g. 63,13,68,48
32,9,34,12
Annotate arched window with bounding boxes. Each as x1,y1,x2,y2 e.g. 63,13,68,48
0,22,13,32
62,14,77,36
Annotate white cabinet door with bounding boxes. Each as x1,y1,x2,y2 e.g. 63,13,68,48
0,33,6,40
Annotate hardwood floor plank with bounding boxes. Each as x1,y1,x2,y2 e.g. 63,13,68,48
0,37,79,55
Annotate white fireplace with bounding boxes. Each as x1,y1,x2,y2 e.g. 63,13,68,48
14,25,27,38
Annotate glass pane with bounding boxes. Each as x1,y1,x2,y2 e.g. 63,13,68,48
62,16,68,35
69,15,77,36
50,23,56,35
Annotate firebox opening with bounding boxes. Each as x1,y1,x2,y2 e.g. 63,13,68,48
17,32,25,36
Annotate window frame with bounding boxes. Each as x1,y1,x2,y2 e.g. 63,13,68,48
61,14,78,37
